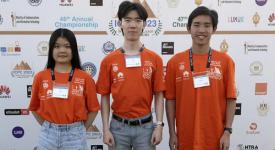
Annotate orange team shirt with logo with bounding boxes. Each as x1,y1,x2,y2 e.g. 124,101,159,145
96,48,165,118
165,49,237,150
29,68,100,124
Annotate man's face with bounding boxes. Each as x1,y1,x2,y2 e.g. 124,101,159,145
120,10,145,41
188,15,215,46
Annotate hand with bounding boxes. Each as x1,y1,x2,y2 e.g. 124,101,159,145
103,129,115,147
220,131,230,150
151,126,163,145
169,132,178,150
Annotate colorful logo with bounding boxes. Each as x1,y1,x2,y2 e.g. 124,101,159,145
12,126,24,138
11,61,35,78
252,12,260,27
255,0,267,6
255,83,267,95
0,85,11,98
220,39,229,53
82,62,97,77
102,41,115,55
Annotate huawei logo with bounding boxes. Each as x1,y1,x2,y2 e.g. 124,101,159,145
268,13,275,23
0,85,10,95
249,122,257,130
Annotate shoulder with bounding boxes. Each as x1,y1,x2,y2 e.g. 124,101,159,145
168,49,189,63
213,50,234,62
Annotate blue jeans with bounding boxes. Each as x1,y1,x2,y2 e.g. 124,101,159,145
37,121,88,150
109,114,156,150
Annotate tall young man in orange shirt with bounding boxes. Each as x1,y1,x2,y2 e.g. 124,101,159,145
165,6,237,150
96,1,165,150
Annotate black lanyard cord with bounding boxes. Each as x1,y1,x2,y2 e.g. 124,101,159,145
189,47,212,72
51,68,75,82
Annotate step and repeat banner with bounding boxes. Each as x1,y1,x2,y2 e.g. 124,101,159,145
0,0,274,150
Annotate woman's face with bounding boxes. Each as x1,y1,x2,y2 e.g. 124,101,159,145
52,37,72,65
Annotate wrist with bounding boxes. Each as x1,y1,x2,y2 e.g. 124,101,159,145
224,127,232,134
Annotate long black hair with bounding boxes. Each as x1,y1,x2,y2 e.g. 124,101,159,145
46,28,81,69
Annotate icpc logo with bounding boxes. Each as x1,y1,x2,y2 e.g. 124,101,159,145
82,62,97,77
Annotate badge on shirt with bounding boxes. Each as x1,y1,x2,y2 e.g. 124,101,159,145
192,73,210,88
52,82,69,99
125,55,141,68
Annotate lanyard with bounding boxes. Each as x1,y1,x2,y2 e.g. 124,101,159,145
51,68,75,82
189,47,212,72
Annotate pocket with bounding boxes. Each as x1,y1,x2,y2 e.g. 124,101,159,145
110,118,124,131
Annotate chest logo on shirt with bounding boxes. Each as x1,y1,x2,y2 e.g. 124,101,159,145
143,61,153,79
42,80,49,89
208,61,222,80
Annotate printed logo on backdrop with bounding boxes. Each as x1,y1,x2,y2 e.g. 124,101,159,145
82,62,97,77
90,145,103,150
86,125,102,139
237,144,259,150
257,101,269,116
218,0,242,6
166,0,180,8
252,12,260,27
255,0,267,6
220,39,228,53
102,41,115,55
0,14,3,25
78,45,85,52
59,0,73,6
235,103,241,115
27,85,32,98
195,0,202,6
28,0,42,6
5,109,29,115
12,126,24,138
161,42,174,55
55,16,99,30
11,12,40,27
246,122,260,134
228,16,244,23
0,85,11,98
255,82,267,95
90,0,103,6
37,41,48,56
244,42,268,54
1,41,21,56
109,0,162,36
268,13,275,26
11,61,34,78
249,61,263,75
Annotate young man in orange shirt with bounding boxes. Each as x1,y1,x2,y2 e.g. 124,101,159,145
165,6,237,150
96,1,165,150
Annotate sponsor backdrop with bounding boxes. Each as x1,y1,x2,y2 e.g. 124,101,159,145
0,0,274,150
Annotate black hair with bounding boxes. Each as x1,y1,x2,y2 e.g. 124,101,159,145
46,28,81,69
117,1,148,21
187,6,218,30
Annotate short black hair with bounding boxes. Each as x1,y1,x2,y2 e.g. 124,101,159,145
46,28,81,69
187,6,218,30
117,1,148,21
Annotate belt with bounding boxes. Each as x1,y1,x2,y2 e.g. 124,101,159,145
112,114,152,126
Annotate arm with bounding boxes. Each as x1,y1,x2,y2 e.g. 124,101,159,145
220,99,236,150
84,111,98,129
166,100,177,150
101,94,115,147
151,91,164,145
32,111,44,126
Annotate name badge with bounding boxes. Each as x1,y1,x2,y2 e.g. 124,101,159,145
52,83,69,99
193,74,210,88
125,55,141,68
